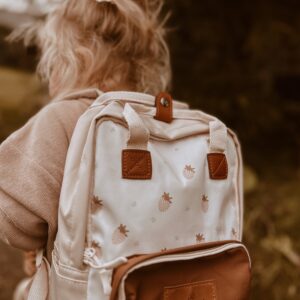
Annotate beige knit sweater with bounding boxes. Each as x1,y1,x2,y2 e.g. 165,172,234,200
0,96,93,259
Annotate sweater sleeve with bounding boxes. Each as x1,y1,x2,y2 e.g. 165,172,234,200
0,99,90,252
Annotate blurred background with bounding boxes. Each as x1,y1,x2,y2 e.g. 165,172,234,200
0,0,299,299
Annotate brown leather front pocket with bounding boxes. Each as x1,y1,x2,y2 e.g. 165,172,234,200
164,280,217,300
112,242,251,300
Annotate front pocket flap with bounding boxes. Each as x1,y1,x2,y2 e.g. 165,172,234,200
164,280,217,300
110,241,251,300
110,241,228,300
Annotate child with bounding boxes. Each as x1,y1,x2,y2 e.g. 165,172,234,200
0,0,171,297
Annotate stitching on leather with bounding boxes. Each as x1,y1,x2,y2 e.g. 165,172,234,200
126,154,149,175
212,155,228,178
208,155,227,179
123,151,151,177
122,150,152,179
207,153,228,179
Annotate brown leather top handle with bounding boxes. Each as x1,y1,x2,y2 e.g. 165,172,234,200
155,92,173,123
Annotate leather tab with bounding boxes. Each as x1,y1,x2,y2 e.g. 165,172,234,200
122,150,152,180
155,92,173,123
207,153,228,180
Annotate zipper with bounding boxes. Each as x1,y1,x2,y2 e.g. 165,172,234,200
128,243,250,271
83,247,128,296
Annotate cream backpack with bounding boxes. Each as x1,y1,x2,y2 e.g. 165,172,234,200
30,89,251,300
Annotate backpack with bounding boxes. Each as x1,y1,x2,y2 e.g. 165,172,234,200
29,89,251,300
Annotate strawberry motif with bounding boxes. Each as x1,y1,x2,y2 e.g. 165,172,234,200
112,224,129,245
91,195,103,213
159,193,173,212
183,165,196,179
196,233,205,244
201,195,209,213
231,228,238,238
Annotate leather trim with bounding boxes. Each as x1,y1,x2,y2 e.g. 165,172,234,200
122,150,152,180
155,92,173,123
110,240,240,300
111,241,251,300
123,246,250,300
207,153,228,180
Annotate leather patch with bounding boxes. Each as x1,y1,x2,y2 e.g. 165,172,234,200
164,280,217,300
207,153,228,180
122,150,152,180
155,92,173,123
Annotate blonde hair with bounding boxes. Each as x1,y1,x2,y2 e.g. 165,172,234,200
9,0,171,97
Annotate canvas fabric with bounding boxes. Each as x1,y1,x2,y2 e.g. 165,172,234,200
26,90,249,300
